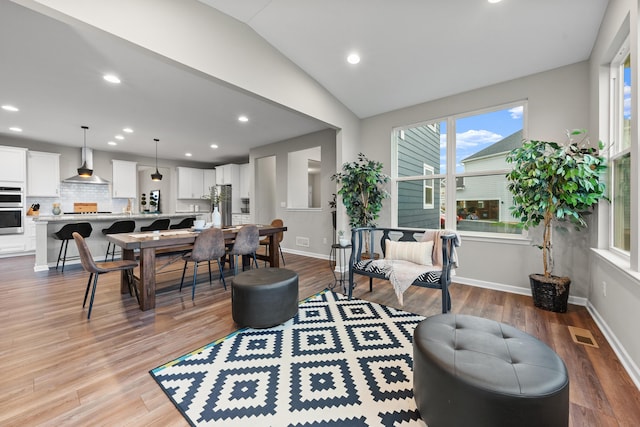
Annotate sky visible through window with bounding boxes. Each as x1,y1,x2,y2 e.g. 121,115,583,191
439,106,524,173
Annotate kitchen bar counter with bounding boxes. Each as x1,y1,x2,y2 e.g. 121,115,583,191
33,213,200,272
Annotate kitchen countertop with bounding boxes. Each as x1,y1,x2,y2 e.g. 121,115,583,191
33,212,198,222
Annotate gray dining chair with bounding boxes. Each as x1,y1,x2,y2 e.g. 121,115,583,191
180,227,227,300
228,224,260,276
73,232,139,319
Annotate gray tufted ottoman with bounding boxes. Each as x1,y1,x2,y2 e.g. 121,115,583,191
413,314,569,427
232,268,298,328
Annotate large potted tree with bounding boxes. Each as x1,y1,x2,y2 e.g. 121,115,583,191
331,153,390,255
505,129,607,312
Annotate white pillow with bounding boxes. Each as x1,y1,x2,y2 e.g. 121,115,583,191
384,239,433,266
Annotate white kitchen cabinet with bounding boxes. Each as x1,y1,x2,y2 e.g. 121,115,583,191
25,217,36,251
112,160,138,198
203,169,216,194
177,167,204,199
232,213,251,225
0,234,26,255
239,163,250,198
27,151,60,197
215,163,239,186
0,146,27,183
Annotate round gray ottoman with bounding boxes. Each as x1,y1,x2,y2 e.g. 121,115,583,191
232,268,298,328
413,314,569,427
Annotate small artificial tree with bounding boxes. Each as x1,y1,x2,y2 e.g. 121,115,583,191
331,153,390,230
505,129,607,279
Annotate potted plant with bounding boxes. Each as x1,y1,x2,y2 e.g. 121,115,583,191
203,186,227,227
331,153,390,255
505,129,607,312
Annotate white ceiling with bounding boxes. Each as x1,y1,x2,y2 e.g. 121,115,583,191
0,0,609,164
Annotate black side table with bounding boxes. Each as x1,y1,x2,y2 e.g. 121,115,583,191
329,243,351,292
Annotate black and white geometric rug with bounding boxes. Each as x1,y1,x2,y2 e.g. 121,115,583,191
150,290,427,426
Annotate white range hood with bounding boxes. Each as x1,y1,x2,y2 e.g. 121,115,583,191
63,148,109,185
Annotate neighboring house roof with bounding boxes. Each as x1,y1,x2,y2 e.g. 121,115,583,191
462,130,523,163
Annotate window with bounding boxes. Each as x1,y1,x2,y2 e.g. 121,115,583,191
423,164,434,209
394,102,525,235
610,40,631,253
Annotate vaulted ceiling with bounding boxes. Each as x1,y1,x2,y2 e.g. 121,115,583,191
0,0,609,164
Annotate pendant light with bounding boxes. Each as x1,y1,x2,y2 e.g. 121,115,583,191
151,138,163,181
77,125,93,177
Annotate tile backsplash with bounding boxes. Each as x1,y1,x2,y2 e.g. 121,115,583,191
27,182,131,214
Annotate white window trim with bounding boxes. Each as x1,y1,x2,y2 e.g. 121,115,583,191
608,36,632,261
423,163,434,209
391,100,528,240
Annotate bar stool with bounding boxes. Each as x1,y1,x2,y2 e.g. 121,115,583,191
170,217,196,229
101,220,136,261
52,222,93,272
140,218,170,232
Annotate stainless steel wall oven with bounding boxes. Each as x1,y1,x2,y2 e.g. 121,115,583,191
0,186,24,234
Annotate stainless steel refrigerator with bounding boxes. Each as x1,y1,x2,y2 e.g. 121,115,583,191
218,185,232,227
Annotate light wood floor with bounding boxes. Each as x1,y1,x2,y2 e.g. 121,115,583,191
1,253,639,426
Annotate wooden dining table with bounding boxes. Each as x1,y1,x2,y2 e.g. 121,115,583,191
106,224,287,310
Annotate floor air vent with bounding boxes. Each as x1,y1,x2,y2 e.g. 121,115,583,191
568,326,599,348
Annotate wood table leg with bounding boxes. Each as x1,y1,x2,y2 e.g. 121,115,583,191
120,248,135,294
138,248,156,310
268,234,279,267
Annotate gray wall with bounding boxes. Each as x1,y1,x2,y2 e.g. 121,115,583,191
588,0,640,387
361,61,591,297
251,129,336,258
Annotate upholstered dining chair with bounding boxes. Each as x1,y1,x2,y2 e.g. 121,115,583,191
140,218,170,232
228,224,260,276
101,220,136,261
259,218,285,266
179,227,227,300
72,232,139,319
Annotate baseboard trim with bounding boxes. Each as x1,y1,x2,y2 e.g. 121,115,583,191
586,302,640,390
453,276,588,306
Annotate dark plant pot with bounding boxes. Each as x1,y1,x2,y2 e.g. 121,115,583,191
529,273,571,313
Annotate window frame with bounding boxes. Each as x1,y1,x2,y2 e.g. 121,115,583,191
608,38,632,258
423,163,435,209
392,100,528,238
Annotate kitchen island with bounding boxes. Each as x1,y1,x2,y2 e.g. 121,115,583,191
32,213,199,272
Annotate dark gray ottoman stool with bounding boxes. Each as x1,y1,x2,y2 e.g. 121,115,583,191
232,268,298,328
413,314,569,427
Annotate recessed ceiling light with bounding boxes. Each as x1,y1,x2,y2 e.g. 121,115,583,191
9,127,22,132
103,74,121,84
185,153,193,157
122,127,133,133
2,105,19,112
488,0,502,3
115,135,124,140
210,144,219,149
347,53,361,65
108,141,117,146
238,115,249,122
